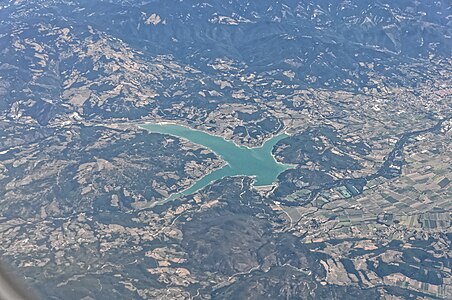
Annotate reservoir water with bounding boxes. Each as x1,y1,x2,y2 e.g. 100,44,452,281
140,123,293,201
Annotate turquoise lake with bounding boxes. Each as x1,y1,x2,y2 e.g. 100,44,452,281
140,123,293,201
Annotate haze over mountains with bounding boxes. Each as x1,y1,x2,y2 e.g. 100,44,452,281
0,1,450,299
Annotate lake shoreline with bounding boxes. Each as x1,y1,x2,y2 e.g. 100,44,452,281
139,121,295,205
139,120,293,150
